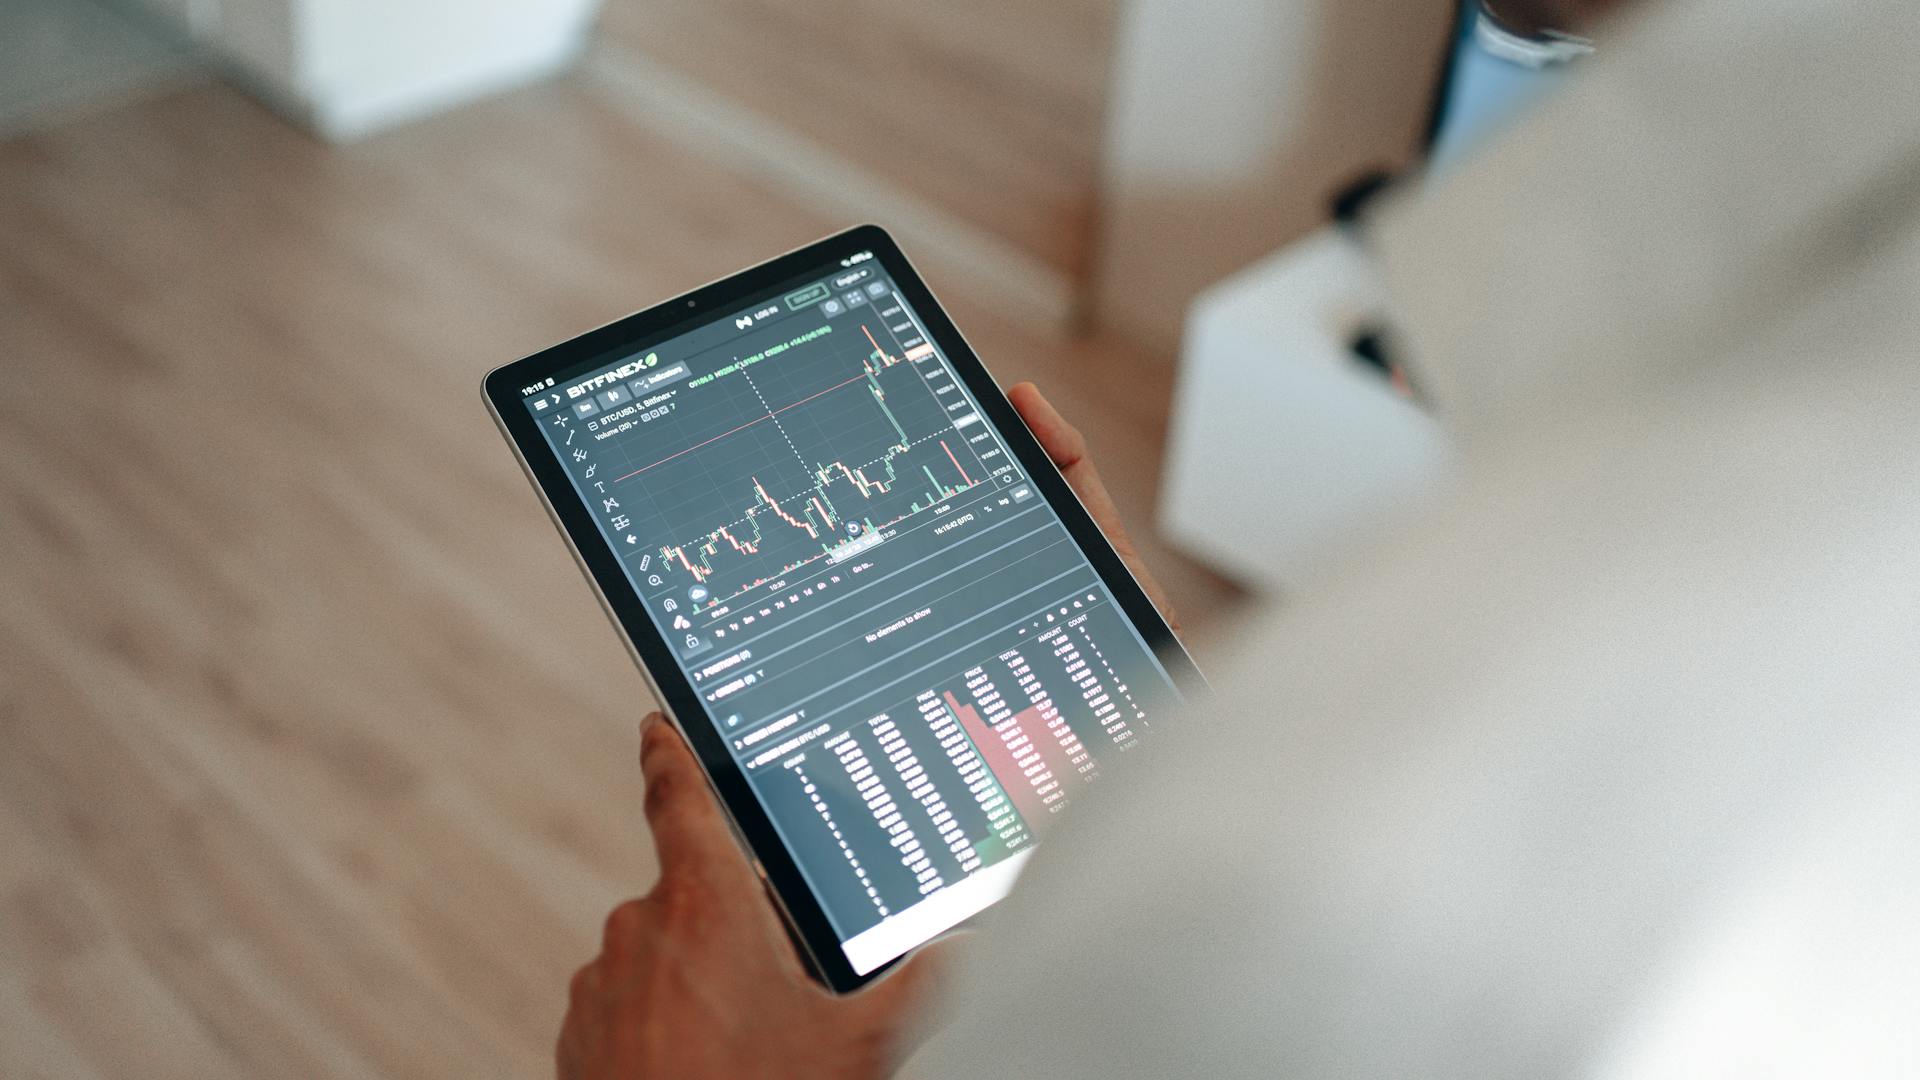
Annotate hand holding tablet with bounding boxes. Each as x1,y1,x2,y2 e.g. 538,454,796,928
556,377,1166,1080
556,711,958,1080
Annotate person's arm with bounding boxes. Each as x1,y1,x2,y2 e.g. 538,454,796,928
556,384,1174,1080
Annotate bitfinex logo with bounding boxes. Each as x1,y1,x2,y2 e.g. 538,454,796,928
565,352,660,399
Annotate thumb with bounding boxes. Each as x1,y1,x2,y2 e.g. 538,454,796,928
844,932,970,1044
638,712,755,889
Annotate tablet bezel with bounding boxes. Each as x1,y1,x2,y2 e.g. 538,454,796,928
483,224,1203,993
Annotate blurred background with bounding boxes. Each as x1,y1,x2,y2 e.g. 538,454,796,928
1,0,1451,1074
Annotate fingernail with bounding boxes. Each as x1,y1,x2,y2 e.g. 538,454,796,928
641,712,663,736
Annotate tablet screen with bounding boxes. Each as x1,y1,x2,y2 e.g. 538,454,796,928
520,255,1181,974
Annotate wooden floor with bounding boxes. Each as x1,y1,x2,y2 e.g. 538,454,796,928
601,0,1120,277
0,68,1238,1079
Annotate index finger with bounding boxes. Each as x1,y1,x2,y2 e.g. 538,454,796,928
1007,382,1124,526
1006,383,1180,629
1007,381,1091,473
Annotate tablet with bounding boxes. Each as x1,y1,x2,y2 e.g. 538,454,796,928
484,225,1202,992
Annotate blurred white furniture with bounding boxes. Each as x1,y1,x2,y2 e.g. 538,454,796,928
1098,0,1457,591
129,0,601,138
1090,0,1451,354
1158,227,1452,590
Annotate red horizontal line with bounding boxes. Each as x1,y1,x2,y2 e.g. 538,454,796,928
613,370,870,482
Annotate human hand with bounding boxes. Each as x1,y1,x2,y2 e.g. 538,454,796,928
1006,382,1181,634
557,715,955,1080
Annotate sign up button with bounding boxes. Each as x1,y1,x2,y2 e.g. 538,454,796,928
784,283,829,311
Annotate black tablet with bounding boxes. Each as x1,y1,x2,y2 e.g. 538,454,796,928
484,225,1202,992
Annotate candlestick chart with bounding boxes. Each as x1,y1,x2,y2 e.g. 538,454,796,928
619,320,999,608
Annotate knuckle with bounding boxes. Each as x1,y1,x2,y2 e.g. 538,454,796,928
647,872,709,918
642,766,682,820
1054,427,1089,467
600,898,650,953
567,960,600,1004
639,714,683,769
649,870,696,907
639,715,671,760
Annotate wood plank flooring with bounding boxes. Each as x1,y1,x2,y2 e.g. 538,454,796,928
0,73,1238,1078
599,0,1119,278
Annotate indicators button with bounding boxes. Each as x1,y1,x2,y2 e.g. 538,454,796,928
646,362,691,388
